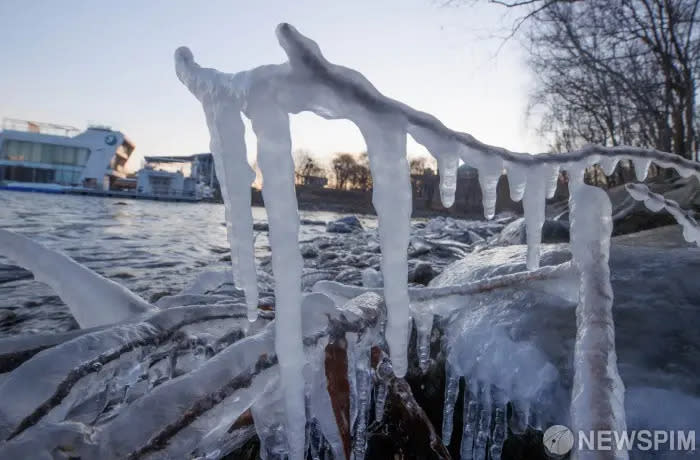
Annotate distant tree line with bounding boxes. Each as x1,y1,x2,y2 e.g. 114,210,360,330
293,149,436,192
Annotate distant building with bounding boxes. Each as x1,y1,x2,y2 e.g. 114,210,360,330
0,119,133,190
190,153,220,197
301,175,328,188
0,118,134,191
136,153,219,199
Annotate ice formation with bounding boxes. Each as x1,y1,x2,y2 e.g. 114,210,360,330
625,183,700,246
0,229,154,328
569,185,627,459
0,22,699,460
173,24,700,456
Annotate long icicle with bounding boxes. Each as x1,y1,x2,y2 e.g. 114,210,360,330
175,47,259,320
360,119,412,377
202,98,259,321
249,106,307,460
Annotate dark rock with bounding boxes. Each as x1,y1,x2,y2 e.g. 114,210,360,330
318,252,338,264
300,218,326,226
300,244,318,259
612,209,676,236
494,217,570,246
148,291,173,303
408,262,436,285
335,268,361,284
253,222,269,231
326,216,363,233
326,222,353,233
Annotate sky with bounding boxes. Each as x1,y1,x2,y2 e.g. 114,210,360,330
0,0,545,171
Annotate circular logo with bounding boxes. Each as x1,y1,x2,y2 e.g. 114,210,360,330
543,425,574,456
105,134,117,146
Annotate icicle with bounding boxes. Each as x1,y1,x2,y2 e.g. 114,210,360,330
359,120,411,377
544,164,560,199
599,156,619,176
460,395,478,459
567,163,585,193
352,346,371,460
373,381,387,422
437,153,459,208
489,407,506,460
523,167,547,270
308,419,323,460
175,48,259,321
505,162,527,202
509,400,530,434
441,362,460,446
346,334,359,441
248,106,306,460
251,386,288,460
632,157,651,181
413,309,434,373
476,157,503,220
570,184,628,460
472,410,490,460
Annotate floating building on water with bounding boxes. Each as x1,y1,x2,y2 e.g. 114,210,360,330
137,153,219,200
0,119,218,202
0,118,134,192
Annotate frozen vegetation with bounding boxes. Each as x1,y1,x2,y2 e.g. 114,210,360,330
0,23,699,459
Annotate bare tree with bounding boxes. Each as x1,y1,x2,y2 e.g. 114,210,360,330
351,152,372,191
409,157,428,176
331,153,358,190
486,0,700,163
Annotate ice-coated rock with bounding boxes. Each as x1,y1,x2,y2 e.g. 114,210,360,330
492,217,570,247
326,216,363,233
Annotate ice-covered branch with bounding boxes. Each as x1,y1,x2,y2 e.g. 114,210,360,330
0,293,385,459
625,183,700,246
569,185,627,460
0,229,154,328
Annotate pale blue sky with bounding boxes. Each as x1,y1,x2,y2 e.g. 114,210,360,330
0,0,544,171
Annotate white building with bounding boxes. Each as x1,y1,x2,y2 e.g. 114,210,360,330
0,118,134,191
137,156,197,198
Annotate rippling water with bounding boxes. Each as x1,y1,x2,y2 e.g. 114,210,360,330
0,191,375,336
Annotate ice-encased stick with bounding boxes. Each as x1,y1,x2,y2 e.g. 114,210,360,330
625,183,700,246
0,229,154,329
569,184,628,460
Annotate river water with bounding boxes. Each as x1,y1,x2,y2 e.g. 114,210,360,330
0,191,375,336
